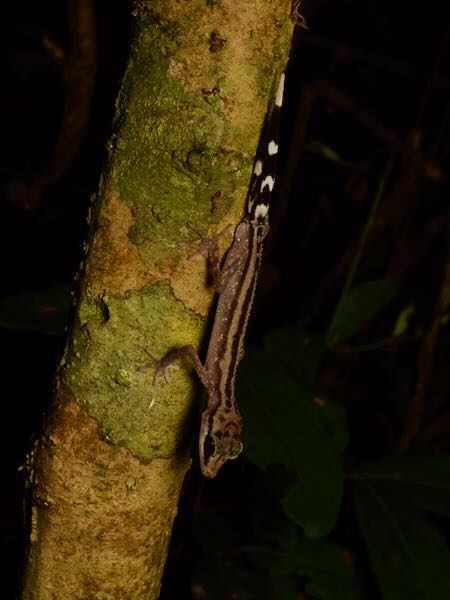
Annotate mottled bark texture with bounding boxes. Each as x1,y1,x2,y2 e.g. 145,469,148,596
20,1,293,598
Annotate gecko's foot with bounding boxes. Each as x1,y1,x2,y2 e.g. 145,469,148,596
181,223,233,290
138,349,179,385
185,222,233,260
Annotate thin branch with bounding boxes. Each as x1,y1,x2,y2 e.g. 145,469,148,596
25,0,97,209
326,160,395,346
397,213,450,452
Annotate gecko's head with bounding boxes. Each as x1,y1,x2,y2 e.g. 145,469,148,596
199,406,243,478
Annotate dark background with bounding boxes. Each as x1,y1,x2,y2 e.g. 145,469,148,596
1,1,449,598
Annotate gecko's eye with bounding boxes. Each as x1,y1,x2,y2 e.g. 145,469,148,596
204,434,218,459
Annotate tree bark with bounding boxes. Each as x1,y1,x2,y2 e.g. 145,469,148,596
20,1,293,598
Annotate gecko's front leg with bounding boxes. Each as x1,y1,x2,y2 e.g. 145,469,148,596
142,343,243,478
141,345,210,389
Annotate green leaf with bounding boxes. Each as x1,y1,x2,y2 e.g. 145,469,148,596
329,279,398,344
192,557,271,600
237,347,344,537
262,327,347,452
263,326,328,384
0,282,71,336
246,537,365,600
392,303,415,337
271,574,297,600
251,491,297,552
350,455,450,518
313,395,349,454
353,481,450,600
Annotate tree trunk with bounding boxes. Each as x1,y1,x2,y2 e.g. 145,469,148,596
20,1,293,598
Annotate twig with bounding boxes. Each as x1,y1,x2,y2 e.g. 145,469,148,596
397,213,450,452
25,0,97,209
326,160,395,346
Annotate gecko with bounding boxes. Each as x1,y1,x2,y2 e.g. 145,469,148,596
150,72,285,477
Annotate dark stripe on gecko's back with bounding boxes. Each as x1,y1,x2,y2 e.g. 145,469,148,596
221,237,256,403
224,225,262,401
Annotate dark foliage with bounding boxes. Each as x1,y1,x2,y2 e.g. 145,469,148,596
1,1,449,598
